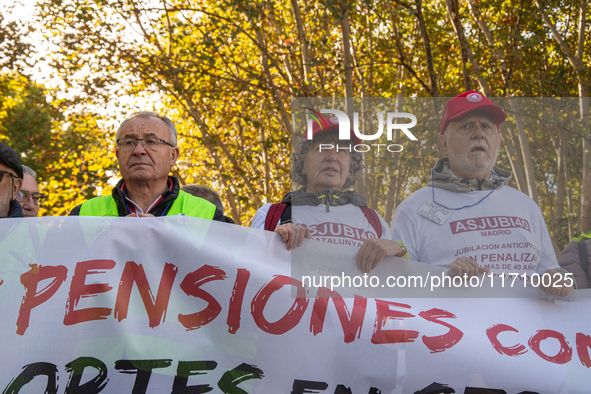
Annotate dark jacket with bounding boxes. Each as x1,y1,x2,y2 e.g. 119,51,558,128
3,200,23,218
558,239,591,289
69,177,225,221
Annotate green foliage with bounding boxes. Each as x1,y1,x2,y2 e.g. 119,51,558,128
0,73,57,175
0,11,34,73
42,112,118,216
0,72,117,216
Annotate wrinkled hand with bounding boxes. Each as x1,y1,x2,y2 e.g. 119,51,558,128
356,239,403,273
275,224,311,250
125,213,156,218
540,269,574,297
446,257,490,278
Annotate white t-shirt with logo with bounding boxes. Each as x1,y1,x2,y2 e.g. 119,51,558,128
251,203,391,247
391,185,559,275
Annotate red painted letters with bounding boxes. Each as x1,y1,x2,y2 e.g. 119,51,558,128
64,259,115,326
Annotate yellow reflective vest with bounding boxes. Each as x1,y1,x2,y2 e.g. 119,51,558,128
79,190,216,219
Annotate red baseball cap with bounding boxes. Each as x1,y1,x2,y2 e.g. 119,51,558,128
303,108,361,145
440,91,506,134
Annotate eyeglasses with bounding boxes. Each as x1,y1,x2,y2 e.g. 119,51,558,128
0,170,17,182
116,138,174,151
17,190,46,205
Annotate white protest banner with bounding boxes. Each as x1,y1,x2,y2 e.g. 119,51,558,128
1,216,590,393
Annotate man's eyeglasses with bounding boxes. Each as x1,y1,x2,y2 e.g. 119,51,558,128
0,170,17,182
17,190,46,205
116,138,174,151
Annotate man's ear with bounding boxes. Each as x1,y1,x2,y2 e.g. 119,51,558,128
170,146,180,167
12,178,22,201
438,134,448,155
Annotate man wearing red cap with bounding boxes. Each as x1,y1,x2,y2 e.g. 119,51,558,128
391,91,572,297
251,112,407,272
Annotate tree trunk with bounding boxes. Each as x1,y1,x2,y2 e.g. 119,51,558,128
255,29,292,137
466,0,508,79
445,0,471,91
340,6,355,115
580,89,590,230
414,0,438,96
384,72,406,222
508,99,538,202
224,187,241,225
534,0,589,228
565,154,574,240
498,123,528,192
576,0,589,233
541,170,562,255
339,5,366,200
290,0,311,86
554,130,567,221
260,105,271,203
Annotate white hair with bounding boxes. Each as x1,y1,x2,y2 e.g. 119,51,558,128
22,165,36,180
116,111,177,146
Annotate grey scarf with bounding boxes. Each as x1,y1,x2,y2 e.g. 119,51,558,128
431,157,512,192
282,189,367,212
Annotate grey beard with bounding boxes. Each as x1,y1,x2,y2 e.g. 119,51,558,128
453,149,498,175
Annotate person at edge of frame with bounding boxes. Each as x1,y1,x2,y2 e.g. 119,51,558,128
0,143,24,218
182,184,235,224
19,165,45,218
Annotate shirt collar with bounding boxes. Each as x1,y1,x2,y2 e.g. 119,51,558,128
120,178,173,216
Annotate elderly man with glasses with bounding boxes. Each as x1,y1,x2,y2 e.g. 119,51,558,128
18,165,46,218
0,143,24,218
70,111,224,220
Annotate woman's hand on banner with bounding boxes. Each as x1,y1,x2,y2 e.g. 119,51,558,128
275,224,311,250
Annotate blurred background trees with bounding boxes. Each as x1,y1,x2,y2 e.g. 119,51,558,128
0,0,588,250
